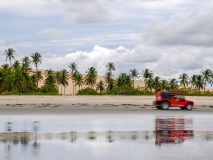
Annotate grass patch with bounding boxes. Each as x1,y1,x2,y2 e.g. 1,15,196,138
122,104,131,106
53,105,60,108
122,104,141,107
77,103,89,106
103,104,118,107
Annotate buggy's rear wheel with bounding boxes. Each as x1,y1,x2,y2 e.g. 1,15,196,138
160,102,170,110
156,106,161,110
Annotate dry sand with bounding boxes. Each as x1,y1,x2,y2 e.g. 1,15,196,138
0,95,213,115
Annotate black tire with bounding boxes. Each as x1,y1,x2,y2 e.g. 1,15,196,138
160,101,170,110
156,106,161,110
186,103,193,110
180,107,186,110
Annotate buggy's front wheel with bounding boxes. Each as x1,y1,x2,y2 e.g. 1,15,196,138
186,103,193,110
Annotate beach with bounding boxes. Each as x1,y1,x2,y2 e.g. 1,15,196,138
0,95,213,115
1,95,213,160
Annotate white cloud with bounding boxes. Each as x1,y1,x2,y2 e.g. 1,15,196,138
122,0,188,9
61,0,119,23
142,10,213,46
1,43,213,80
1,0,213,82
38,28,68,38
0,0,63,16
39,45,213,80
0,40,6,46
0,0,209,24
0,40,7,64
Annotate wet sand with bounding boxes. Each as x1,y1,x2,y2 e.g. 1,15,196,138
0,95,213,115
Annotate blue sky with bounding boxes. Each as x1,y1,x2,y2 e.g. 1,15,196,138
1,0,213,78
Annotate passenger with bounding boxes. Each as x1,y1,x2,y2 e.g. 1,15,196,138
155,89,162,98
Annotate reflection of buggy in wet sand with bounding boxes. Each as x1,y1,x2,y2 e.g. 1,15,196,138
155,118,194,145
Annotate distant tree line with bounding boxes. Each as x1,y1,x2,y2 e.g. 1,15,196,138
0,48,213,95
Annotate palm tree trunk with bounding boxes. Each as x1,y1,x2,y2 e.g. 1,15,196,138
73,82,74,95
61,85,62,95
133,79,135,88
10,61,12,92
36,68,38,88
64,86,65,96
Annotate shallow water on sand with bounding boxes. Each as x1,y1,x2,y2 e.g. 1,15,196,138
0,114,213,160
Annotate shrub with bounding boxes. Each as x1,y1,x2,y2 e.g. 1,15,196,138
77,87,98,95
41,84,58,94
109,85,145,95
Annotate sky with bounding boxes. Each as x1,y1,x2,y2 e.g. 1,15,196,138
0,0,213,79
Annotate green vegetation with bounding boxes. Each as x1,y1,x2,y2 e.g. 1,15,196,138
77,87,98,95
1,48,213,96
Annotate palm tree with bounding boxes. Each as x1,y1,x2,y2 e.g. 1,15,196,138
2,64,9,69
13,71,24,92
31,73,37,86
68,63,78,95
106,62,116,72
61,69,69,95
5,48,15,91
55,71,62,93
104,71,114,92
179,73,189,89
31,52,42,88
36,71,43,87
5,48,15,67
13,61,21,70
0,68,10,93
21,56,32,93
72,71,80,95
201,69,212,93
129,69,139,88
168,78,178,91
21,56,31,74
12,61,23,92
161,79,168,91
43,69,57,93
84,67,98,88
190,75,197,89
146,78,154,91
74,73,84,92
117,73,132,87
195,75,205,92
68,63,78,74
153,76,161,91
141,69,153,90
96,80,105,93
44,69,55,85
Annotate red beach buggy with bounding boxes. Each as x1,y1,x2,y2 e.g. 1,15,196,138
153,91,194,110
